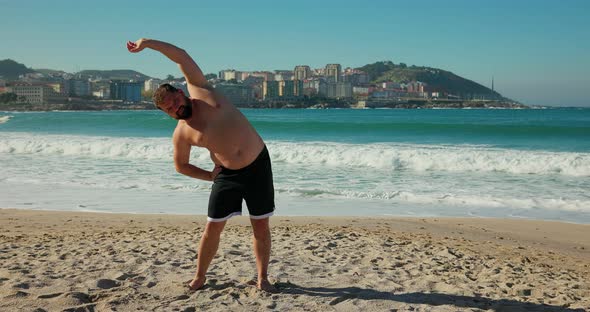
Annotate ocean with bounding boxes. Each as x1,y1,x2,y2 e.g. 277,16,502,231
1,108,589,223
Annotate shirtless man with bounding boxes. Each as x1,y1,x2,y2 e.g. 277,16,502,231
127,38,275,292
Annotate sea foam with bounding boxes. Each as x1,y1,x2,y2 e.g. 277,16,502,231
1,133,589,177
0,116,12,124
269,142,590,177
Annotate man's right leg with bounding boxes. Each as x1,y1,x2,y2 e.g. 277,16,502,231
189,220,227,290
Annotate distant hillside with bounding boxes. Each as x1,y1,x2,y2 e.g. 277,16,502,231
35,68,69,76
0,60,152,82
0,59,35,80
358,61,502,98
77,69,151,81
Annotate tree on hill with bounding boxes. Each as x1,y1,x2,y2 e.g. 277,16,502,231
357,61,503,99
0,59,35,80
357,61,396,81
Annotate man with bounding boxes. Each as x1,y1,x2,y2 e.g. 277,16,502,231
127,38,275,292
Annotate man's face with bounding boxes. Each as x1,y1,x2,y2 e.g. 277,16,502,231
159,91,192,120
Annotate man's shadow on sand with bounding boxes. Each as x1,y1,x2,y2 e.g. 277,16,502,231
275,282,585,312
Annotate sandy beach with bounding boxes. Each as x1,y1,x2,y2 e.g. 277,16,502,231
0,209,588,311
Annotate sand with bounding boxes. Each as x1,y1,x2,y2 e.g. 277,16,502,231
0,209,588,311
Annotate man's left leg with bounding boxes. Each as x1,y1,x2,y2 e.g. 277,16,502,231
250,217,276,292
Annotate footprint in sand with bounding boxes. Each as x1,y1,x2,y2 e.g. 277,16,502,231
96,279,120,289
209,293,223,300
113,272,138,281
6,290,30,298
173,294,190,301
37,292,63,299
12,282,29,289
57,292,92,306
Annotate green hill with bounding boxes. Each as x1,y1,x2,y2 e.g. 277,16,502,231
77,69,151,81
357,61,502,99
0,59,35,80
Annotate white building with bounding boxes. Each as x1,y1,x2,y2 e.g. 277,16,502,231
248,71,274,81
382,82,401,89
274,70,293,82
93,88,110,99
219,70,242,81
324,64,342,83
215,83,254,106
66,79,91,96
145,78,163,91
353,86,370,95
371,90,404,99
303,79,327,97
169,81,188,95
293,65,312,80
326,82,352,99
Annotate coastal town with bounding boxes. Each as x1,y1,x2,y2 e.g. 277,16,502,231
0,59,526,110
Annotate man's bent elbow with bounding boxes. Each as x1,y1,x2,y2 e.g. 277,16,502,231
175,164,187,174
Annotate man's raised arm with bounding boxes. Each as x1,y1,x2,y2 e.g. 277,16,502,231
127,38,210,89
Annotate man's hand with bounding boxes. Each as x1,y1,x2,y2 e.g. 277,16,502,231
125,38,210,89
210,165,222,181
127,39,148,53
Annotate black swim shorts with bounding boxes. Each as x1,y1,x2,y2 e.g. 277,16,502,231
207,146,275,222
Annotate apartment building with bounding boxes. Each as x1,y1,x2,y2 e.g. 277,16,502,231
6,83,66,103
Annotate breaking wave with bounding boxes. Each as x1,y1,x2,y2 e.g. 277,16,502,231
1,133,589,177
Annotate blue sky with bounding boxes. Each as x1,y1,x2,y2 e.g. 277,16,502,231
1,0,589,106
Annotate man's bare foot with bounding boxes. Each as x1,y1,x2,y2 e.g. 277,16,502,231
188,276,206,291
257,279,278,293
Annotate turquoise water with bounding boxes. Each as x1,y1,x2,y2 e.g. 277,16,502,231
2,109,589,151
1,108,589,223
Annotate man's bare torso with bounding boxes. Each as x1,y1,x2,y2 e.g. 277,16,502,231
174,86,264,170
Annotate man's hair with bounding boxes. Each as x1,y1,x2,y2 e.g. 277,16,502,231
153,83,178,109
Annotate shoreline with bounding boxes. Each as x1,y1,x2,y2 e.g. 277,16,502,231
0,99,529,112
0,106,533,112
1,208,588,311
4,204,590,225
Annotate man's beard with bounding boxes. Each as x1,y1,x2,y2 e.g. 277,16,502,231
175,97,193,120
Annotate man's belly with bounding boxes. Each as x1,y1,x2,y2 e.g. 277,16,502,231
209,140,265,170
